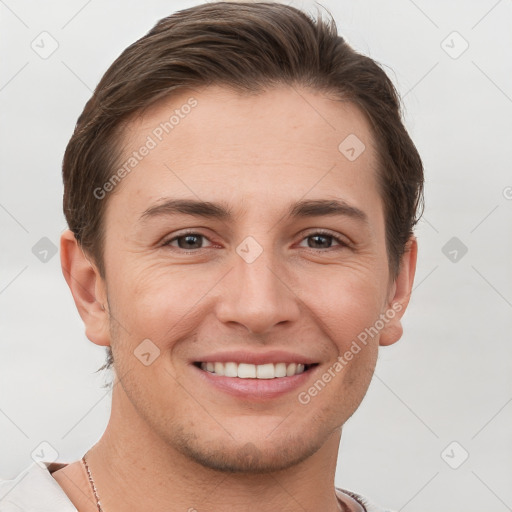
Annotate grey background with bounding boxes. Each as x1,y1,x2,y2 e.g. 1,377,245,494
1,1,511,510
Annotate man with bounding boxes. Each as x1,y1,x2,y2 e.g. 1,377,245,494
0,2,423,511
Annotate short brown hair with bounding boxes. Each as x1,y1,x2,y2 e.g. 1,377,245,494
62,1,424,375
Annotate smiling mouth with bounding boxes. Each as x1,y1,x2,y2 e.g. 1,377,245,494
194,361,317,379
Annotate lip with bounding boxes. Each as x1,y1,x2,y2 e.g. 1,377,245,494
191,350,318,366
191,354,320,402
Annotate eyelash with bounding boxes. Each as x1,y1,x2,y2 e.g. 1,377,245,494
162,229,350,253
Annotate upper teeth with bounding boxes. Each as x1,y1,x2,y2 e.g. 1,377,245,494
200,362,307,379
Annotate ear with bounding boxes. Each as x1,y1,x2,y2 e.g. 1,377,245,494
60,229,110,347
379,235,418,347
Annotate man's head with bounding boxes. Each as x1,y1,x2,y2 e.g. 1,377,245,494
60,1,422,473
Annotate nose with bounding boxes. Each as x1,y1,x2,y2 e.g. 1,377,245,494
215,244,301,335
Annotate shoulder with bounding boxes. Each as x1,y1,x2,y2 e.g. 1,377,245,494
336,487,397,512
0,461,78,511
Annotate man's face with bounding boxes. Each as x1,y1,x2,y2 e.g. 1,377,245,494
97,85,402,472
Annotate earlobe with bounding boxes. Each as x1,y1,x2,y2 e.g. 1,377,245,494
60,229,111,347
379,235,418,347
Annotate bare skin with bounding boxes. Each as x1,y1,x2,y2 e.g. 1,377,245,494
57,85,417,512
51,453,365,512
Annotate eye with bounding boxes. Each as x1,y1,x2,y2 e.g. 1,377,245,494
163,231,214,251
298,231,349,250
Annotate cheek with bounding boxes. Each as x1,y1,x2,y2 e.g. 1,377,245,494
107,262,218,352
299,265,387,346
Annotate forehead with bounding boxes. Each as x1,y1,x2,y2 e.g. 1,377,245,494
108,85,381,221
127,84,377,159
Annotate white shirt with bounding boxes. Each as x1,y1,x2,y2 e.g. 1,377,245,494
0,461,396,512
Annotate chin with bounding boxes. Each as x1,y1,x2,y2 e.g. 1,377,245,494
170,426,325,474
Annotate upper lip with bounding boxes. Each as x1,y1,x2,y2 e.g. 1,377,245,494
192,350,318,366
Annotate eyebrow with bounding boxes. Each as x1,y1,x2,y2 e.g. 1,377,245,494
140,198,368,224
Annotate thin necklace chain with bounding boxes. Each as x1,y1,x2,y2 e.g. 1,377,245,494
81,453,104,512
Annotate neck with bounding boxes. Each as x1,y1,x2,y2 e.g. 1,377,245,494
85,380,345,512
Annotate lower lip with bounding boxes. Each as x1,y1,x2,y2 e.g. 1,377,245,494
192,364,318,401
